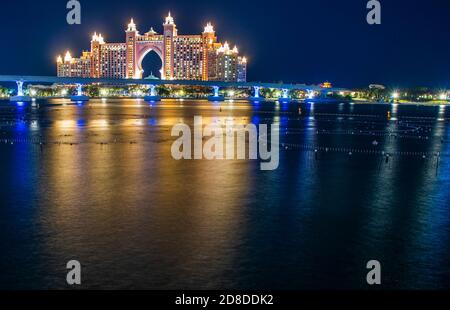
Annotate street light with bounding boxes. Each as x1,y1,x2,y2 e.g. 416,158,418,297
100,89,108,98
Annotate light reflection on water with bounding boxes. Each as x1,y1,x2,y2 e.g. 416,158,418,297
0,99,449,289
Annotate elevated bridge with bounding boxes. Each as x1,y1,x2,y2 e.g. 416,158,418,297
0,75,348,103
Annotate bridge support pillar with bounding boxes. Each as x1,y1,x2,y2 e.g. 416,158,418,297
249,86,264,102
279,88,291,103
144,85,161,102
10,81,32,102
208,86,225,101
305,89,317,102
71,83,90,102
319,90,329,98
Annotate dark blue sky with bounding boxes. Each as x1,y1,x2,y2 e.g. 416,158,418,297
0,0,449,88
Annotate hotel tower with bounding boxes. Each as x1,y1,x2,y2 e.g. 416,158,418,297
57,13,247,82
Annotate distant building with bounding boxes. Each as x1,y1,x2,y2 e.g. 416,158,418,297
320,82,333,88
369,84,386,90
237,56,247,83
56,13,247,82
57,51,91,78
144,72,159,80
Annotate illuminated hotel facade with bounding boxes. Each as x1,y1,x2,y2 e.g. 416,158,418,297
57,13,247,82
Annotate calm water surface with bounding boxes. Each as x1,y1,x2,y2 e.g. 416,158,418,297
0,99,449,289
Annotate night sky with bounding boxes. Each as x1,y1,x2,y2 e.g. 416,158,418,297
0,0,450,88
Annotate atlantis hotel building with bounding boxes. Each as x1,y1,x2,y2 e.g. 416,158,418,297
57,13,247,82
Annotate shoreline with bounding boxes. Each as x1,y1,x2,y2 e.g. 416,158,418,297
0,97,449,107
351,99,449,106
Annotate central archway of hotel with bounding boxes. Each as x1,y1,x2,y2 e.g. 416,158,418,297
137,49,163,79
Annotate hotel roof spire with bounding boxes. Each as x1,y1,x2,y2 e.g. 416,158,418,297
64,51,73,63
165,12,175,25
92,32,105,44
204,22,215,33
127,18,137,32
146,27,157,35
